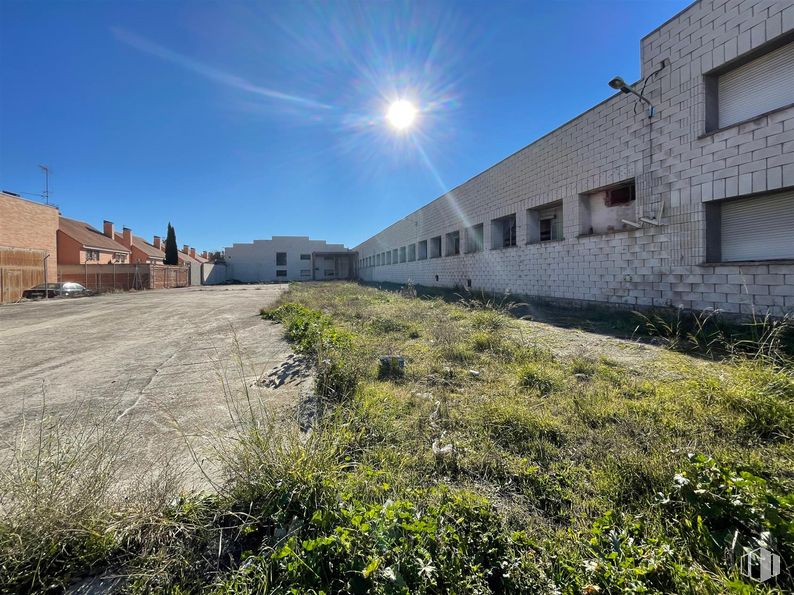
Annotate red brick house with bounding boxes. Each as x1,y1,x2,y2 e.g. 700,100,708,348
57,217,131,265
114,227,165,264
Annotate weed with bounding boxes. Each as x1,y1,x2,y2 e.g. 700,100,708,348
6,282,793,592
517,362,563,395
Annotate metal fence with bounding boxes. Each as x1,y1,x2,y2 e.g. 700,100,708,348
58,263,190,292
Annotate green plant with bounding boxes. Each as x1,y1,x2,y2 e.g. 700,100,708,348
517,362,562,395
663,453,794,581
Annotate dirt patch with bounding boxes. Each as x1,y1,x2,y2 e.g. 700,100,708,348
0,285,309,490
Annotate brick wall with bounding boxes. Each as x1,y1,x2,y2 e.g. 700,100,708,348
0,192,59,281
356,0,794,316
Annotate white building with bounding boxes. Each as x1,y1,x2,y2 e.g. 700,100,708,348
224,236,355,282
356,0,794,317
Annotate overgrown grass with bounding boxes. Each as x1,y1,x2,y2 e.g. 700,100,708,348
2,281,792,593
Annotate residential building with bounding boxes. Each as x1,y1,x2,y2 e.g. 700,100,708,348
0,190,59,302
113,226,165,264
0,190,59,278
57,217,130,265
224,236,355,282
356,0,794,317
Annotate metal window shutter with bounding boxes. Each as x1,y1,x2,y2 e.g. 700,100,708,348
718,41,794,128
721,191,794,261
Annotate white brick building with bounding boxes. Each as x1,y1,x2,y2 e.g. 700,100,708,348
225,236,354,282
356,0,794,316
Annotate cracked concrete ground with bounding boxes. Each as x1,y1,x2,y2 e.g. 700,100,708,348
0,284,307,490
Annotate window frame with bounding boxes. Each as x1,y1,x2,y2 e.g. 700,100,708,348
490,214,517,249
417,240,428,260
703,32,794,135
464,223,484,254
429,236,442,258
445,230,460,256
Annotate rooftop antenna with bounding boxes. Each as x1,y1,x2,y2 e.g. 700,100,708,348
39,164,50,204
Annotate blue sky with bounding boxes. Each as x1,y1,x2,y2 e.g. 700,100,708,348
0,0,690,252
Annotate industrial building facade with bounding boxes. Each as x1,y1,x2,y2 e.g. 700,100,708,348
356,0,794,317
225,236,356,283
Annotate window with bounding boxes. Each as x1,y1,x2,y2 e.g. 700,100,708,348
301,269,311,277
464,224,483,253
300,254,311,260
392,248,398,264
399,246,406,262
112,252,127,263
386,251,392,265
417,240,428,260
407,244,416,261
445,231,460,256
276,252,287,266
579,180,636,235
706,39,794,131
276,270,287,277
85,249,100,261
706,189,794,262
491,214,516,249
430,236,442,258
527,201,563,244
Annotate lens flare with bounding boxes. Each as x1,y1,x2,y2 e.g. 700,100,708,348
386,100,417,130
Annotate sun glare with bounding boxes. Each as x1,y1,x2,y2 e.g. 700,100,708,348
386,99,417,130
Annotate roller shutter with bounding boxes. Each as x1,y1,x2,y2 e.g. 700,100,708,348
718,41,794,128
721,190,794,262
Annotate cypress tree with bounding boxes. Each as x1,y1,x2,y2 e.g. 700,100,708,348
164,223,179,265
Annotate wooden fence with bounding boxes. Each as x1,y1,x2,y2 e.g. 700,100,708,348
0,246,46,303
58,263,190,292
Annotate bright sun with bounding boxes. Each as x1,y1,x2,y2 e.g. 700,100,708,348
386,99,417,130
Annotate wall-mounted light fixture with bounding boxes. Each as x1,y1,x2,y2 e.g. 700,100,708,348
608,76,655,118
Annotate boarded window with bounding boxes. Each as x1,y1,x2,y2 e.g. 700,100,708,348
407,244,416,261
399,246,407,262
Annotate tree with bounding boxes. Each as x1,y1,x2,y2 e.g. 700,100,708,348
164,223,179,265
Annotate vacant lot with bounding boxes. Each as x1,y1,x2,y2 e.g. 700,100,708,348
2,282,792,593
0,285,301,487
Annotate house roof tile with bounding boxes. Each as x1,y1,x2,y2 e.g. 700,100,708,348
59,217,130,253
